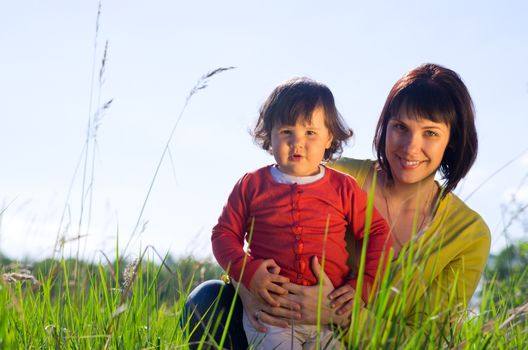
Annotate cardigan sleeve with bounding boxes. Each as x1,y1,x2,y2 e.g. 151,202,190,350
211,174,264,289
344,178,392,302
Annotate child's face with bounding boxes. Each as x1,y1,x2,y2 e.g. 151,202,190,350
270,106,333,177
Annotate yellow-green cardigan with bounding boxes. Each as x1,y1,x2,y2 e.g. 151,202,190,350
331,158,491,336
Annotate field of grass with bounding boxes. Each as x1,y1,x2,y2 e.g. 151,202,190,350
0,239,527,349
0,249,220,349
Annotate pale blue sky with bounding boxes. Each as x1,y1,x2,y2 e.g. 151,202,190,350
2,1,528,261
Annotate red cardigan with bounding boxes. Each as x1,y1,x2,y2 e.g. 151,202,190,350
211,165,390,298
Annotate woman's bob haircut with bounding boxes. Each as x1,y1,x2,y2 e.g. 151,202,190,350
374,63,478,195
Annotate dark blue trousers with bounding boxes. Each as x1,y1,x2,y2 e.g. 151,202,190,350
182,280,249,349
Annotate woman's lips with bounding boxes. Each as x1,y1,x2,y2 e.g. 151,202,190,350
398,156,426,169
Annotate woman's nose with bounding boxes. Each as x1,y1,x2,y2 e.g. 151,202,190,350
402,133,421,153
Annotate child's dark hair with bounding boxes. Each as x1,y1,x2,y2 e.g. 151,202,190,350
252,77,353,161
374,63,478,195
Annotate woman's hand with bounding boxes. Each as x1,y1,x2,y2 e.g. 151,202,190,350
283,256,352,326
328,284,364,316
237,278,302,332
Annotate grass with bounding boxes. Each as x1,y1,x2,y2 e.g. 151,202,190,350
0,240,527,349
0,249,223,349
2,256,172,348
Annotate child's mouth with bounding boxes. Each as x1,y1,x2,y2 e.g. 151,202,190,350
291,154,303,161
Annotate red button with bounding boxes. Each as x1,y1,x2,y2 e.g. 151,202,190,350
297,260,306,273
293,225,303,234
294,241,304,254
297,273,303,279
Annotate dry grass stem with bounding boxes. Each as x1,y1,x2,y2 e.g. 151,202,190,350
499,301,528,329
125,66,236,255
2,272,39,285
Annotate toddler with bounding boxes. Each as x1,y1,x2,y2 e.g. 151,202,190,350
212,77,391,349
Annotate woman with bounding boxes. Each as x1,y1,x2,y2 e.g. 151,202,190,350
183,63,491,348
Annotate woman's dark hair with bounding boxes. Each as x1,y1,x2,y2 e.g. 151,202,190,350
374,63,478,195
253,77,353,161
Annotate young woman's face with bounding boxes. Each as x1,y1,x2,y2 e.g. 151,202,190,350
270,106,333,177
385,110,450,186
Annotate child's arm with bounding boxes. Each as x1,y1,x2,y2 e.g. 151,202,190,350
212,174,261,288
346,179,392,303
211,173,289,301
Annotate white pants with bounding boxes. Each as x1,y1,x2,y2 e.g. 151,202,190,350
243,310,342,350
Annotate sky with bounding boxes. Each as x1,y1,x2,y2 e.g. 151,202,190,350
1,0,528,262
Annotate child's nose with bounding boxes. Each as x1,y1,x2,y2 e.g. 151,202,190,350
290,133,304,147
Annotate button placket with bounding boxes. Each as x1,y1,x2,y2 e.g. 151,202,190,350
291,185,305,282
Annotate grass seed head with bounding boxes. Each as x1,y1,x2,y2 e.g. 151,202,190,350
123,258,139,289
2,272,39,285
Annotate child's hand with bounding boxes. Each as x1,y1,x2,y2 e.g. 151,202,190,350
328,284,363,315
249,259,289,307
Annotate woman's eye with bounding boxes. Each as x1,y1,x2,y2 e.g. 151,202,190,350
425,130,439,137
393,123,406,131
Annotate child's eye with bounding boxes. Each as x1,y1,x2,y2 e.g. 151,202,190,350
306,130,317,136
279,129,292,135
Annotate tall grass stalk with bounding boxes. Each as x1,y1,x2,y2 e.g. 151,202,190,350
219,217,255,349
124,66,235,257
315,215,331,349
346,170,376,348
53,1,112,270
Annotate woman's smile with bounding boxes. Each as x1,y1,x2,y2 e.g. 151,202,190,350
396,156,428,169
